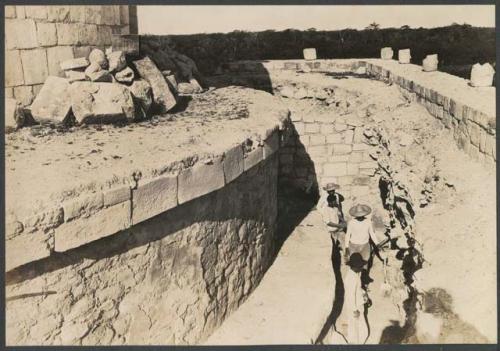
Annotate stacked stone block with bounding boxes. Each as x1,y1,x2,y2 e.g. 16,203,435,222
365,61,496,166
279,116,377,199
5,128,281,272
5,5,137,106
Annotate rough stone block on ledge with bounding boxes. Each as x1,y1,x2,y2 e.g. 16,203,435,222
54,201,131,252
244,147,264,171
133,56,177,113
132,174,177,225
223,144,244,184
6,231,52,271
104,185,131,207
178,159,225,204
70,81,136,123
30,76,72,124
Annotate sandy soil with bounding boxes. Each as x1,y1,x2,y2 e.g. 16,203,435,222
5,86,288,220
204,71,496,344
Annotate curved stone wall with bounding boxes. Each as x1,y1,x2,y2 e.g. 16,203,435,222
6,91,287,345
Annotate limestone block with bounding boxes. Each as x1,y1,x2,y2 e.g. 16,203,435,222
70,81,136,123
177,79,203,94
47,6,70,22
65,70,87,82
178,159,225,204
343,129,354,143
479,128,488,153
334,123,348,132
5,19,38,49
133,56,177,113
101,6,115,25
13,86,34,106
299,134,310,146
333,144,352,155
97,26,113,46
107,51,127,72
5,50,24,87
5,88,14,99
449,99,464,121
303,48,317,60
310,134,326,146
89,48,108,69
16,6,26,18
25,6,47,19
56,23,78,45
63,192,104,221
264,132,280,159
120,5,130,25
351,185,370,198
5,5,16,18
347,163,360,176
320,124,334,135
469,123,481,146
308,145,327,156
78,23,99,45
103,185,131,207
6,231,51,271
470,63,495,87
115,67,135,84
359,161,378,169
380,47,393,60
352,143,370,151
36,22,57,47
329,155,349,163
244,147,264,171
113,6,122,25
223,144,244,184
46,46,74,78
323,162,348,177
5,98,26,133
294,121,305,135
54,201,131,252
127,79,153,115
69,6,86,22
84,6,102,24
87,68,113,83
30,76,72,124
305,123,320,134
132,174,177,224
60,57,89,71
484,134,495,158
398,49,411,64
349,152,364,163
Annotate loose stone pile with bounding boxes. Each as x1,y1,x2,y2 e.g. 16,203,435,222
5,47,205,132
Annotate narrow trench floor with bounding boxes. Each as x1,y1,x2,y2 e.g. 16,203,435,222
205,210,400,345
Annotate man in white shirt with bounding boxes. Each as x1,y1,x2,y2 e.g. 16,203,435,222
344,204,381,264
318,182,346,243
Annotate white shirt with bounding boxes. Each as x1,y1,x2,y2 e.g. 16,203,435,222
345,218,379,246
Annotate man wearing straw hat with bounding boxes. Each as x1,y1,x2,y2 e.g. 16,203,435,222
344,203,381,264
318,182,346,242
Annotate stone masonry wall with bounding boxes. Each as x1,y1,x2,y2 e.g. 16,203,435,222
364,60,496,166
5,5,137,106
6,124,282,345
217,59,496,171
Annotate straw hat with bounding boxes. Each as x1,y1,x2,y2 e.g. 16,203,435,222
346,253,367,269
323,182,340,192
349,204,372,217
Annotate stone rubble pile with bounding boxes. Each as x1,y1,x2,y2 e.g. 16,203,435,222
6,46,205,132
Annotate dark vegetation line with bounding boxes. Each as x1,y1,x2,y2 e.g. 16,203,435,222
142,24,495,79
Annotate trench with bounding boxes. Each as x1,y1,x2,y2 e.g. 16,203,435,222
207,69,494,345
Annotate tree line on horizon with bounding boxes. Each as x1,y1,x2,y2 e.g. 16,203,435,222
142,24,495,79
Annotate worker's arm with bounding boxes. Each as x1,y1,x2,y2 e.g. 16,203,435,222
368,221,380,246
344,222,351,252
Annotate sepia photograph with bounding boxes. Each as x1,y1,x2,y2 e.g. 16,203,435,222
3,2,497,347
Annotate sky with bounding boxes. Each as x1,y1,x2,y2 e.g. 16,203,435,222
138,5,495,35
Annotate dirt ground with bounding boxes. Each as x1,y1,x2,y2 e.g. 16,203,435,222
205,71,496,344
5,86,288,220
